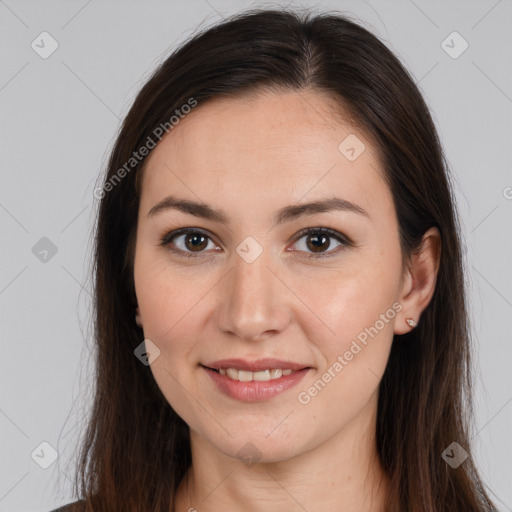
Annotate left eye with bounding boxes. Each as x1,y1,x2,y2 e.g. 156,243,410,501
160,227,351,259
291,227,348,258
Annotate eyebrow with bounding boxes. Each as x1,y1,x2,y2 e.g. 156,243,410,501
147,194,369,224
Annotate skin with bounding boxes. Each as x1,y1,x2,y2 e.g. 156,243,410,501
133,89,441,512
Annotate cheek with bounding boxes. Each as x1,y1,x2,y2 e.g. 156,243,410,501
289,254,400,410
134,259,217,418
293,271,396,433
137,262,209,420
134,248,211,341
294,256,399,346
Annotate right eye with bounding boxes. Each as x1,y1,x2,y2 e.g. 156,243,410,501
160,228,220,259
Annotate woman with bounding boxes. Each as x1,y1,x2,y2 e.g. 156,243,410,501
53,7,497,512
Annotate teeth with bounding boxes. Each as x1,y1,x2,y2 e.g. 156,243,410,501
218,368,295,381
253,369,271,381
226,368,239,380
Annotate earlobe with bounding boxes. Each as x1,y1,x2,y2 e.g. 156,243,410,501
394,227,441,335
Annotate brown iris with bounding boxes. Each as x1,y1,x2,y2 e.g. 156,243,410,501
184,232,208,252
306,233,330,253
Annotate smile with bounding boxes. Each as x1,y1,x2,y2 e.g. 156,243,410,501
201,364,311,402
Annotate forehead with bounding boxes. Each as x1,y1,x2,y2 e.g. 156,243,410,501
139,89,393,223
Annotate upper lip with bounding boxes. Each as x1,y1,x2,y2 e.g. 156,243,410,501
202,358,311,372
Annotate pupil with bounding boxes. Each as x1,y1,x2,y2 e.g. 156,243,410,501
308,234,329,252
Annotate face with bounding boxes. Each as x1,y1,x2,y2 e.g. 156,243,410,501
133,89,407,462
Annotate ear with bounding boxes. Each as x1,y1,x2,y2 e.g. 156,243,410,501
394,227,441,335
135,305,143,328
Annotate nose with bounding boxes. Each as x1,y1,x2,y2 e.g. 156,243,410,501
215,249,292,342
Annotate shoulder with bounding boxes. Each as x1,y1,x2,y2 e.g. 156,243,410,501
49,500,86,512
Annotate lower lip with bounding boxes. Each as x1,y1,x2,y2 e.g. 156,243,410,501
202,366,311,402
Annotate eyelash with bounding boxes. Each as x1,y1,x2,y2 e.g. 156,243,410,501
159,226,353,260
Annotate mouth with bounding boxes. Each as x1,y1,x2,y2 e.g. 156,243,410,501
201,357,312,381
200,360,312,402
204,366,300,382
201,365,310,381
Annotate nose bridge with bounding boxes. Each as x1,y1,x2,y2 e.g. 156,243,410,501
216,243,291,341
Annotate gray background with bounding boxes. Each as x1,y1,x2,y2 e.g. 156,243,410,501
0,0,511,511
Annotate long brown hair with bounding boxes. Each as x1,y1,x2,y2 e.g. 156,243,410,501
68,7,497,511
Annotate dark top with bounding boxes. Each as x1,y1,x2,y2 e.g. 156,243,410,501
50,500,86,512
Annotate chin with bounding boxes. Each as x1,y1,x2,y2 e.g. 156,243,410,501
206,429,307,465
